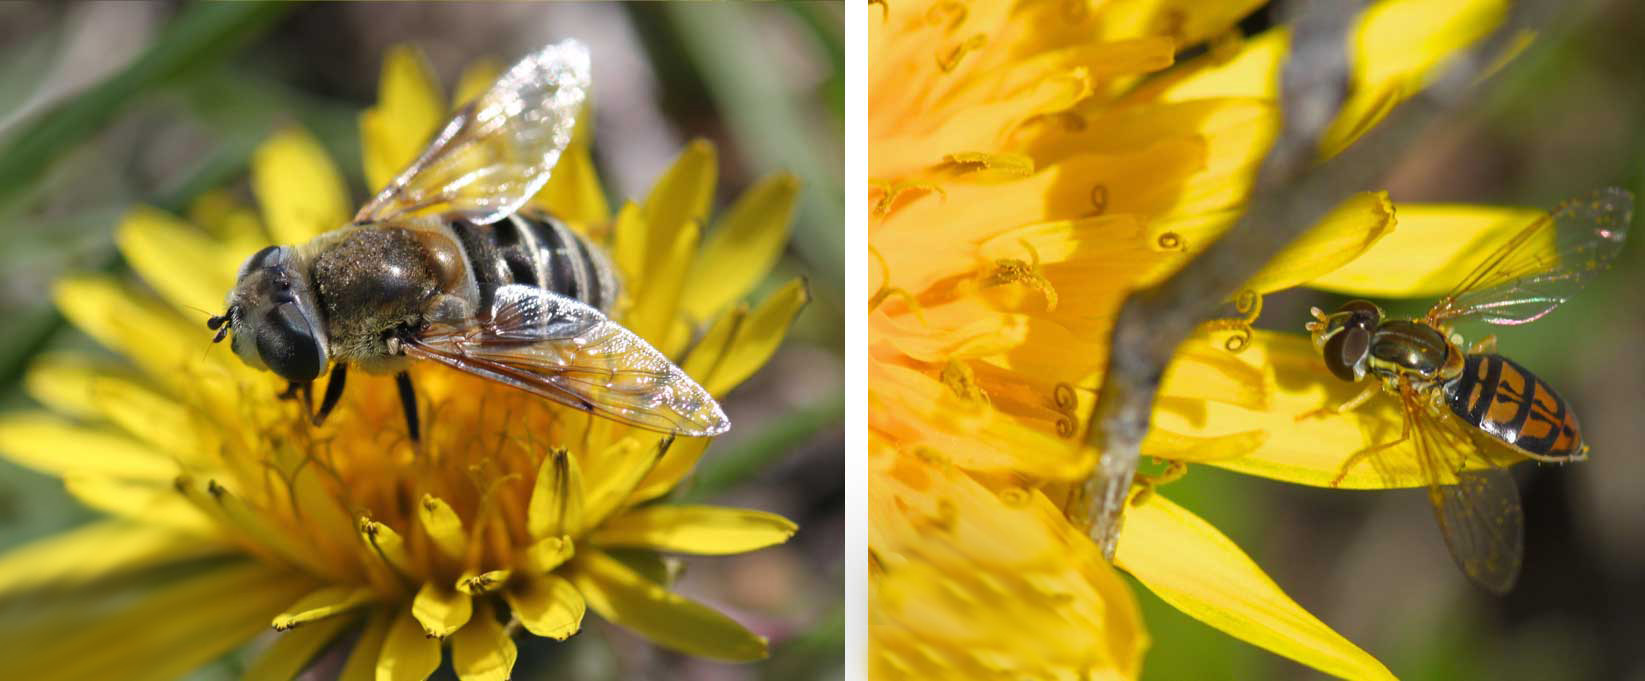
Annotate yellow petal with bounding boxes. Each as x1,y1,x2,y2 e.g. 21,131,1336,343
628,436,711,505
612,202,648,285
417,494,468,561
521,535,575,574
1142,428,1270,462
451,603,517,681
359,518,415,575
1117,495,1395,681
188,188,270,245
1098,0,1266,48
377,605,442,681
0,520,227,600
0,413,178,480
456,569,512,596
61,475,212,533
533,138,609,228
412,581,473,639
53,275,199,387
639,140,717,282
253,127,350,245
625,219,699,344
1245,192,1394,294
75,372,204,463
452,58,502,109
1322,0,1508,154
681,304,743,382
362,45,445,192
272,585,378,631
340,610,394,681
528,449,585,539
174,477,330,576
0,561,312,681
1157,30,1289,102
591,506,796,555
503,573,585,640
1306,204,1545,297
704,278,810,396
679,173,800,320
243,612,355,681
582,435,671,530
115,205,237,315
22,353,112,419
572,549,767,661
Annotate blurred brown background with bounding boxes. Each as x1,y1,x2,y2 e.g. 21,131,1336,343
0,3,842,680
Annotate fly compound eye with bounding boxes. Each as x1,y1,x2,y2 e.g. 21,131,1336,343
256,302,323,381
1322,324,1371,382
1340,299,1383,329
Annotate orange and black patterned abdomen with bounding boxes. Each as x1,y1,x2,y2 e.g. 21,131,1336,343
1444,354,1583,460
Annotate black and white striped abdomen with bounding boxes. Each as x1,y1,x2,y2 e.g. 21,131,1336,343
446,212,620,314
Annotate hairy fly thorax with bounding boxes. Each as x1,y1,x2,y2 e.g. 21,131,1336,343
298,221,476,373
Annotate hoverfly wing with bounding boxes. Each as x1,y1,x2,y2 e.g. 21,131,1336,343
404,285,729,438
1400,382,1524,593
1432,467,1523,594
1428,187,1632,326
356,40,592,226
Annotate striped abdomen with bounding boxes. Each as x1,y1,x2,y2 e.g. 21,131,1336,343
447,212,620,314
1443,354,1584,460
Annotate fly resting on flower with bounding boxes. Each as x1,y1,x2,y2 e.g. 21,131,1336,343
205,40,729,442
1304,187,1631,593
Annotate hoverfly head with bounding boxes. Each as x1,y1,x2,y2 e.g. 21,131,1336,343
218,245,330,382
1311,299,1382,382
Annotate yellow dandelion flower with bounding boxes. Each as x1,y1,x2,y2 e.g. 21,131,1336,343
0,44,807,681
870,0,1512,678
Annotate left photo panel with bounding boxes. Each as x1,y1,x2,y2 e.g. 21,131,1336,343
0,3,843,680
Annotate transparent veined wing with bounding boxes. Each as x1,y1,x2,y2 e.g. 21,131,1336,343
404,285,729,437
355,40,591,226
1400,381,1523,593
1427,187,1632,326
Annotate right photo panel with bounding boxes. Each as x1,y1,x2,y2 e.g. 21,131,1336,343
868,1,1645,679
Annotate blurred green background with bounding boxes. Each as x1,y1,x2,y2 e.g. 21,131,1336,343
0,2,842,680
1142,2,1645,680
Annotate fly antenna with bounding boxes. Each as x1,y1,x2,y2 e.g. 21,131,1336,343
207,306,237,343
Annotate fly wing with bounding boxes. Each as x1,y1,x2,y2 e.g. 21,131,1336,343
1427,187,1631,326
1402,382,1523,593
405,285,729,437
355,40,591,226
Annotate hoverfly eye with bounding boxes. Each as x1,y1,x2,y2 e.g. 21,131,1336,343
255,302,323,381
1322,325,1371,381
1340,299,1382,328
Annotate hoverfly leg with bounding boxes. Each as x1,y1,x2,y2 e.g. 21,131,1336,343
395,371,421,442
313,364,349,426
1296,381,1381,422
1329,415,1413,487
1132,460,1188,506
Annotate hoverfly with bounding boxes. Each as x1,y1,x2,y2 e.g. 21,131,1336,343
1306,187,1631,593
206,40,729,440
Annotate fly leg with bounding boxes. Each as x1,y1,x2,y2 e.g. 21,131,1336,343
396,371,421,443
277,381,314,417
313,364,349,426
1132,460,1188,505
1297,381,1381,421
1330,412,1413,487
